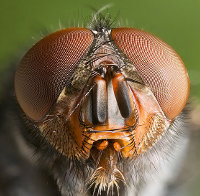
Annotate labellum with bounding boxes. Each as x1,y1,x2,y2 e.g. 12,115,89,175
14,14,189,196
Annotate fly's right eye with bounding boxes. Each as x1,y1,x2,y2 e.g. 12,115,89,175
14,28,94,121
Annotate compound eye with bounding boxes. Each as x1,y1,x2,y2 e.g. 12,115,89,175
15,28,94,121
111,28,190,119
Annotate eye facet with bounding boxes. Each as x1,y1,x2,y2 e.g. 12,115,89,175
14,28,94,121
111,28,190,119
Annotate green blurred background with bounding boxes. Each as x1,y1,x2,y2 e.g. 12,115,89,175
0,0,200,195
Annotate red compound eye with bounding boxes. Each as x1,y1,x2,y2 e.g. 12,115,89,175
111,28,190,119
15,28,94,121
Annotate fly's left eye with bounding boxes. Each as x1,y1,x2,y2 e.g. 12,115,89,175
14,28,94,121
111,28,190,120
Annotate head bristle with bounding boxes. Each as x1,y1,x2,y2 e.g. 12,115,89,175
89,4,115,33
87,167,125,196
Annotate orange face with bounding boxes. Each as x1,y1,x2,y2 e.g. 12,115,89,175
14,26,189,189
